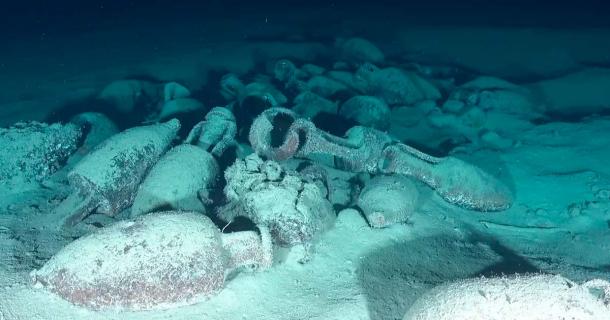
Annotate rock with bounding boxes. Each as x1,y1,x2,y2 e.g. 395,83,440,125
461,107,486,129
333,61,350,70
441,99,466,114
0,121,82,192
357,175,418,228
220,154,335,247
292,91,338,119
480,130,514,150
219,73,246,101
273,59,299,82
403,274,610,320
335,208,368,230
427,108,484,144
260,160,282,181
54,120,180,226
300,63,326,76
450,76,539,117
428,112,459,129
477,90,536,115
70,112,119,152
356,63,441,106
220,73,284,108
306,75,350,98
163,81,191,102
131,145,219,217
336,37,384,64
294,162,330,198
595,189,610,200
326,70,368,93
157,98,206,121
460,76,521,91
31,211,273,310
390,102,437,130
227,76,287,131
98,80,159,113
528,67,610,117
185,107,237,157
244,81,287,106
339,95,391,130
430,88,534,148
272,59,308,92
326,169,358,207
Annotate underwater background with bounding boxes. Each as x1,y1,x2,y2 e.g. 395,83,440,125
1,0,610,319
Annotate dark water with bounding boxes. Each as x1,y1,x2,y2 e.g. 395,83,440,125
4,0,610,37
